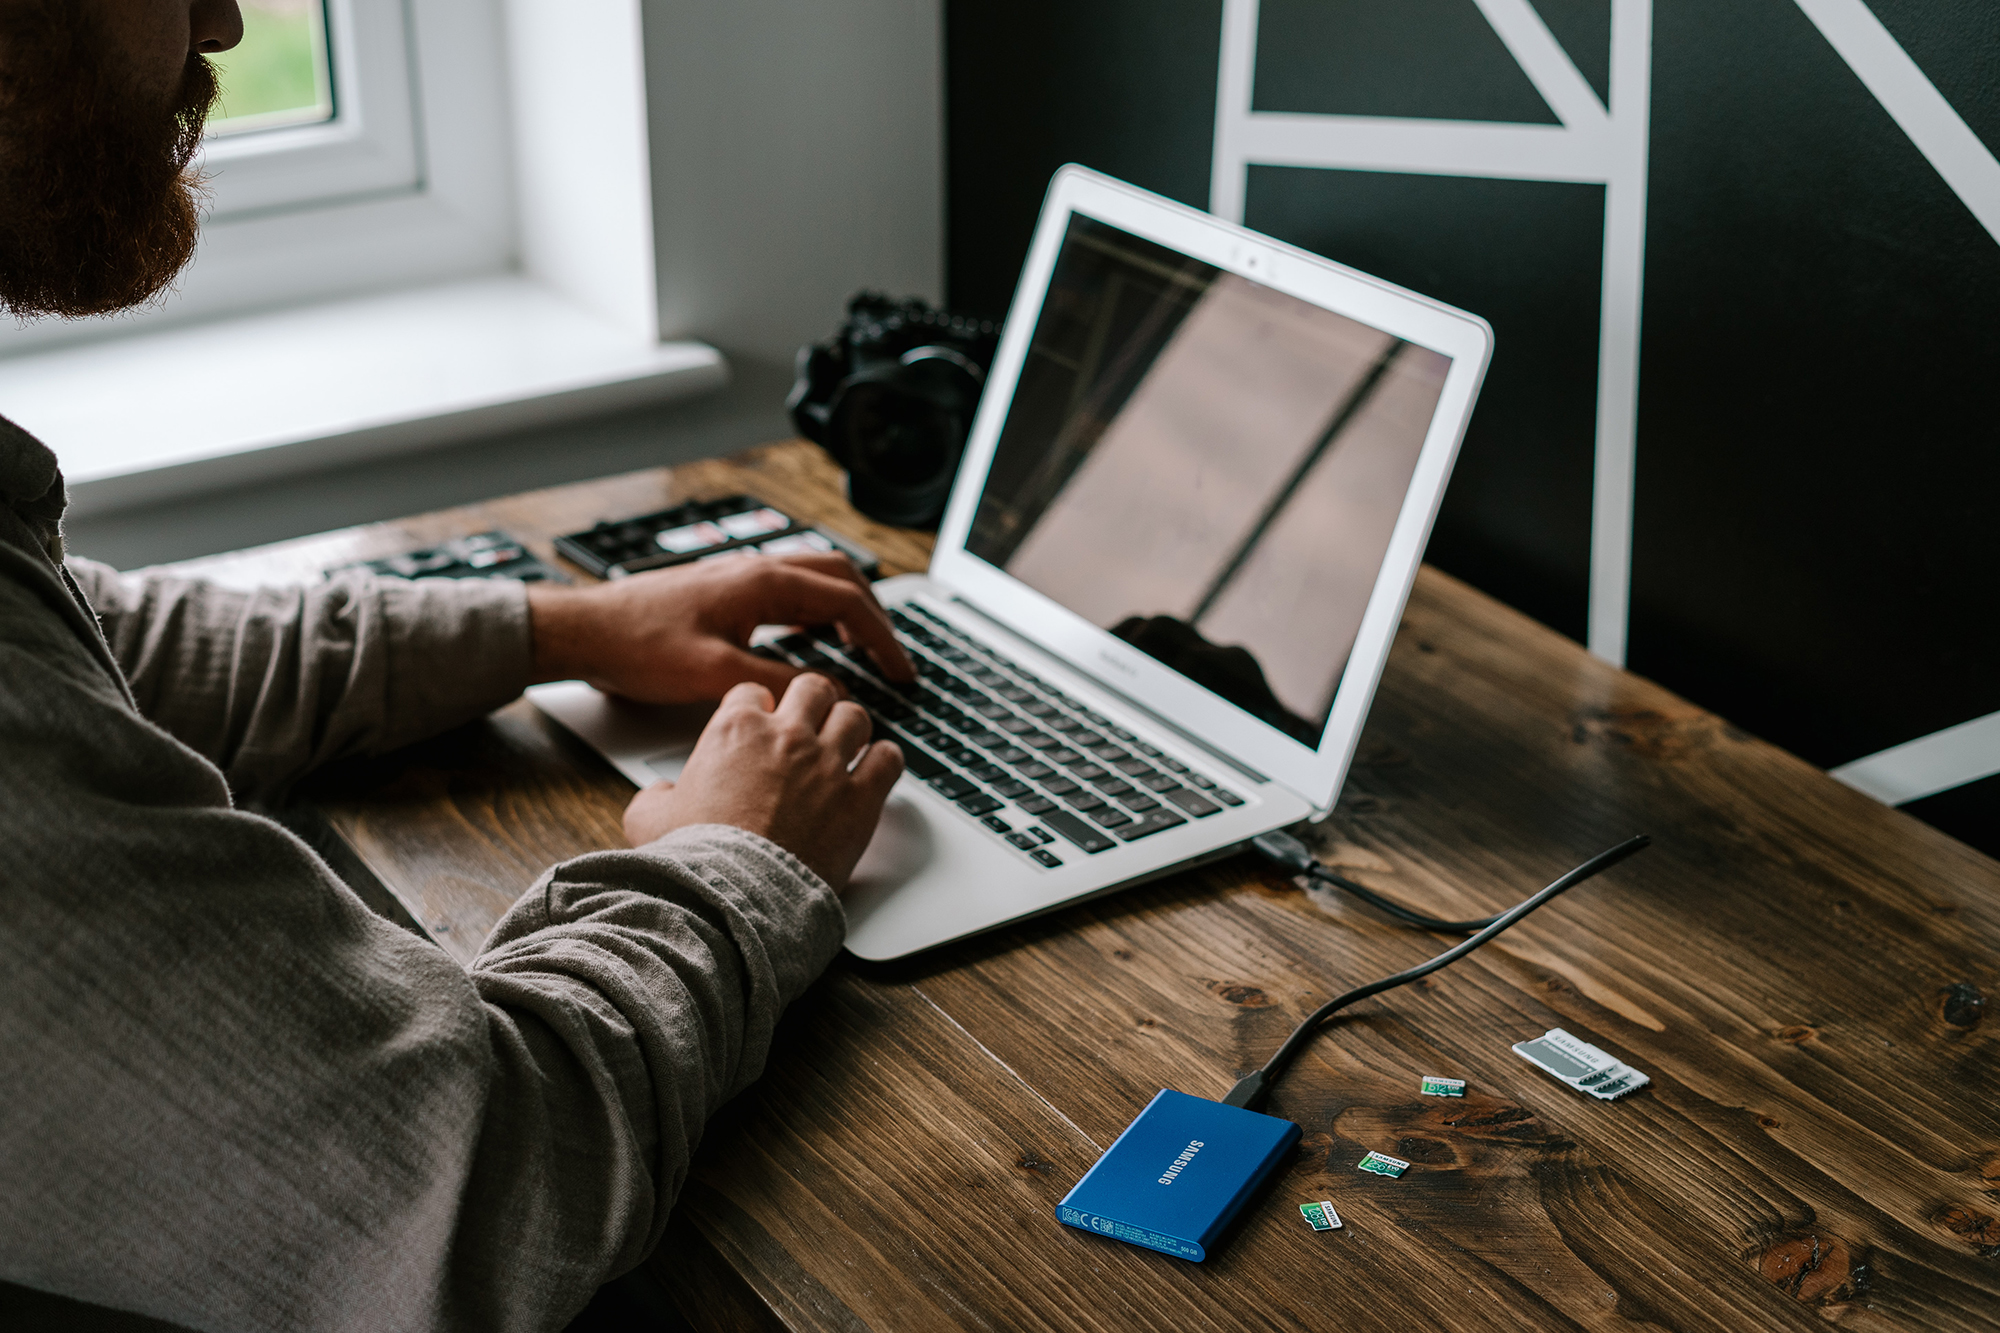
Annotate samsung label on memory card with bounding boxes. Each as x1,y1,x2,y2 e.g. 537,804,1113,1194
1512,1027,1651,1100
1056,1089,1301,1262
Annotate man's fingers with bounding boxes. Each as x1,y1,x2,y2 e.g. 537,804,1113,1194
753,564,915,684
709,647,801,699
719,680,779,715
771,551,869,588
776,669,841,729
851,738,906,801
822,699,873,764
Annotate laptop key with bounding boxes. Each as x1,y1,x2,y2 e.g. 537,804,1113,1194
1113,758,1152,776
1187,773,1217,790
1005,831,1040,850
1138,771,1180,791
1017,761,1056,780
1040,810,1116,854
1042,777,1080,797
991,779,1031,798
1045,748,1083,766
1161,787,1221,817
1115,809,1188,841
1089,806,1134,829
968,762,1008,783
1065,791,1107,813
895,744,949,781
1117,792,1160,811
1017,795,1057,815
1030,848,1064,868
958,793,1003,816
982,815,1013,833
1213,788,1245,806
931,774,977,800
1024,826,1054,845
1160,757,1190,774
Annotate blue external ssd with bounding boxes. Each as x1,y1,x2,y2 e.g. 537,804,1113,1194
1056,1089,1301,1261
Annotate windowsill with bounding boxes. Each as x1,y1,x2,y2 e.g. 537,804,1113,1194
0,275,728,518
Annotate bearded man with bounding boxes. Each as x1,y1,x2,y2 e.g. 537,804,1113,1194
0,3,912,1329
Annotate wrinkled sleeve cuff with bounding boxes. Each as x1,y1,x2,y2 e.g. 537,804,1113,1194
377,575,535,749
487,823,848,1005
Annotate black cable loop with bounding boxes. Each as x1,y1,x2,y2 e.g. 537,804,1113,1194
1223,834,1653,1112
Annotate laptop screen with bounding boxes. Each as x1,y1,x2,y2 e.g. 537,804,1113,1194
965,215,1455,746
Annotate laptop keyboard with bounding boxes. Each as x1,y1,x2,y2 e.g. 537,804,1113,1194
763,602,1245,867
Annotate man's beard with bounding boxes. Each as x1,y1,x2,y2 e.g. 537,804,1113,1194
0,1,219,320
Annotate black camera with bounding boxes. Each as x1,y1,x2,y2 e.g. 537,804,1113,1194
788,293,999,529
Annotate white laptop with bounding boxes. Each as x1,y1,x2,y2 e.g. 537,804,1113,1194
530,165,1492,960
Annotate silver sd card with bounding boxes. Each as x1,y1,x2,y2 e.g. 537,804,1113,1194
1511,1028,1650,1100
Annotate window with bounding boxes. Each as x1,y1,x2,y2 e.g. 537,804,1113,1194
209,0,334,135
0,0,507,354
199,0,422,221
0,0,724,519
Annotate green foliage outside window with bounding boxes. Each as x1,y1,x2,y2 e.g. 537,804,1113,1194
209,0,333,135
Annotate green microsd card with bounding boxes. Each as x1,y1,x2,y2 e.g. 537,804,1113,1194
1421,1075,1467,1097
1300,1200,1343,1231
1356,1151,1410,1178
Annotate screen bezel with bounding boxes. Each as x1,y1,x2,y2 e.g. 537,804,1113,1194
929,165,1493,813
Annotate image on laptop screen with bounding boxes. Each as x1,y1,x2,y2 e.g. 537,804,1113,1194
966,215,1455,747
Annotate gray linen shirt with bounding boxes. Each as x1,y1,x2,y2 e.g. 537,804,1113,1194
0,417,846,1331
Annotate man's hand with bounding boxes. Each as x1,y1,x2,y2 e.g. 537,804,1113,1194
526,552,916,701
623,674,904,891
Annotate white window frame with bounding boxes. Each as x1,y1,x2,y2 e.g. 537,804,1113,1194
0,0,728,517
202,0,421,219
0,0,949,522
0,0,515,353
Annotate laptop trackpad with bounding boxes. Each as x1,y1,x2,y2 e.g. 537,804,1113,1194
850,793,934,890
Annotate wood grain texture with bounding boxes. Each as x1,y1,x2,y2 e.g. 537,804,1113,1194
181,441,1999,1330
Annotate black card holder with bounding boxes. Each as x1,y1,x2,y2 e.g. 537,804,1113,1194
553,495,880,579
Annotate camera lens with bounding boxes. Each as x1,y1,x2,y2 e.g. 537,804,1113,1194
822,353,984,528
839,382,957,487
794,301,995,530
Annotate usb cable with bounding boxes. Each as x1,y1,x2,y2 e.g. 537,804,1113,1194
1228,833,1652,1112
1251,829,1510,933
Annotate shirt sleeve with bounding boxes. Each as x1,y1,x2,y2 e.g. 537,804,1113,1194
0,567,847,1331
64,559,534,801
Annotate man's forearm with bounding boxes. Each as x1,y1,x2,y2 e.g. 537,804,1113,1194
68,560,533,800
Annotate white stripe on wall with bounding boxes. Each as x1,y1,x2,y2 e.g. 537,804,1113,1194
1209,0,1652,666
1793,0,2000,249
1209,1,1991,680
1831,710,2000,806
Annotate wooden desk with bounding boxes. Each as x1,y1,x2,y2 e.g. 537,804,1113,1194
179,441,2000,1331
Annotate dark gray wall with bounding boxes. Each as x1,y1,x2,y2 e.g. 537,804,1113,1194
945,0,2000,855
